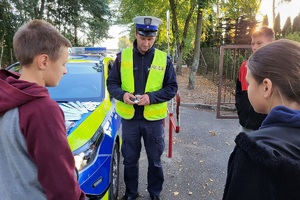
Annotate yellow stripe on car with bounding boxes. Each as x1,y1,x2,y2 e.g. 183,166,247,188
67,58,114,151
102,191,109,200
68,98,112,151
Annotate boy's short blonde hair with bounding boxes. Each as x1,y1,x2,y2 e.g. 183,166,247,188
251,26,275,41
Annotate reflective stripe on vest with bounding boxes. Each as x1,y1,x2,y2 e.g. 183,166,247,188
116,47,168,120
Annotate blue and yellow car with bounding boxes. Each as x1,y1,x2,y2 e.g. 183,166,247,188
7,47,122,200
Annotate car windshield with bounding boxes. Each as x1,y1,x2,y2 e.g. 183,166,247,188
48,62,105,102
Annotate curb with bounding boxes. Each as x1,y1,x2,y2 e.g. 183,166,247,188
179,103,236,111
180,103,217,110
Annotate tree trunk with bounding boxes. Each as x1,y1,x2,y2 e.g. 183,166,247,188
0,29,5,68
176,45,184,75
169,0,196,75
34,0,45,19
74,25,78,46
169,0,181,75
272,0,275,28
188,6,203,89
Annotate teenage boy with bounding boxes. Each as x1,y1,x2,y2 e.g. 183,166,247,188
0,19,86,200
235,26,275,132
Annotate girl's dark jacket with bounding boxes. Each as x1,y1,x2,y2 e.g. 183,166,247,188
223,106,300,200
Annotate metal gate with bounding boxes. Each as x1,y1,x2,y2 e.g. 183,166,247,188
216,45,252,119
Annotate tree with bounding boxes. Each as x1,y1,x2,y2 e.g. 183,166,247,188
188,4,203,89
292,14,300,33
203,14,215,47
187,0,259,89
272,0,275,26
219,0,261,22
0,0,18,68
282,16,292,37
273,13,281,38
117,0,169,48
169,0,197,75
118,36,132,50
0,0,112,66
272,0,292,29
235,15,255,44
218,0,260,45
262,15,269,26
79,0,112,46
117,0,199,75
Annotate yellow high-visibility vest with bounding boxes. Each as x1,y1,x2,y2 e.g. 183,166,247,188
116,47,168,120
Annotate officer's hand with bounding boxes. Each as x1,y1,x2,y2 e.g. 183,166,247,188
123,92,136,105
137,94,150,106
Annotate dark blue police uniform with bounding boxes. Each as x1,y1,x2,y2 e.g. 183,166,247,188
107,38,178,199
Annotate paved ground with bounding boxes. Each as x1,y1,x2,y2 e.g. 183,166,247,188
118,106,240,200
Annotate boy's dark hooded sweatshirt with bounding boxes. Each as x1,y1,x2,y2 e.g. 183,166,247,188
235,61,267,130
223,106,300,200
0,69,85,200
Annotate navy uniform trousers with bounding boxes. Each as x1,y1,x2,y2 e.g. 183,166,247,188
121,118,165,197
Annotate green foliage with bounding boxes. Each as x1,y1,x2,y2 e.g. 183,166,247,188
203,14,215,47
219,0,260,21
273,13,281,38
0,0,19,67
1,0,111,66
292,14,300,33
285,32,300,43
262,15,269,26
118,0,180,53
215,0,260,45
118,36,132,50
282,17,292,37
197,47,219,76
0,0,275,72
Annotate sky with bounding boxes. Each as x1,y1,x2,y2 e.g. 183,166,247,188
257,0,300,27
101,0,300,49
99,25,129,49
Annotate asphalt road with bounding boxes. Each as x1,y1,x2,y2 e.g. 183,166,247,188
118,106,240,200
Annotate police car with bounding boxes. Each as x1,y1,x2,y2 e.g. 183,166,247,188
7,47,122,200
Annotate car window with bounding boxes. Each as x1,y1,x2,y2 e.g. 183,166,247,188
7,63,21,73
49,62,105,102
7,62,105,103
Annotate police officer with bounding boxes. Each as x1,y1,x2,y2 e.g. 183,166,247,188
107,16,178,200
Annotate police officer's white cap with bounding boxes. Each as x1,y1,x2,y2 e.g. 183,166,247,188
132,16,162,37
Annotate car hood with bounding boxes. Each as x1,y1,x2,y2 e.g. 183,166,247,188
59,101,100,135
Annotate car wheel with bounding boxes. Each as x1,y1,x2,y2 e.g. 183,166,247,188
109,143,120,200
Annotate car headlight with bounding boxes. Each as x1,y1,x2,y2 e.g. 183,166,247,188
74,152,85,170
73,128,104,171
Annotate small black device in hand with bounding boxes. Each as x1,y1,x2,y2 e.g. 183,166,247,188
130,94,141,104
130,97,140,104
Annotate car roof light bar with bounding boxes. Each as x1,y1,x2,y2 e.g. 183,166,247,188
71,47,107,54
